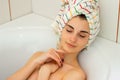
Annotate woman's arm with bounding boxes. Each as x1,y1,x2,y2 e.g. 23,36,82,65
7,49,64,80
37,62,59,80
7,52,44,80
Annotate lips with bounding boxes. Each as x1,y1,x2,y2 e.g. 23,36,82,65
66,42,76,48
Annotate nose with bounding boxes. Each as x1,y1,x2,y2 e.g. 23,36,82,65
69,34,77,43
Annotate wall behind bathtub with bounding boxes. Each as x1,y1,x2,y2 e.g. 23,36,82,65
32,0,61,19
118,3,120,44
118,18,120,44
0,0,32,24
10,0,32,19
0,0,10,24
98,0,119,43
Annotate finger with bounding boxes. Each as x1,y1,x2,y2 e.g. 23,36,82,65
52,50,62,62
49,49,62,61
56,49,65,54
53,51,64,65
48,53,62,67
48,49,63,66
52,49,65,64
55,49,65,58
48,49,62,65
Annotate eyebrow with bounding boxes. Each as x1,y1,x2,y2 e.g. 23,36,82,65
80,30,90,34
66,23,74,29
66,23,90,34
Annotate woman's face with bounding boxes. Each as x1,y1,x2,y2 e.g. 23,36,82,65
59,16,90,54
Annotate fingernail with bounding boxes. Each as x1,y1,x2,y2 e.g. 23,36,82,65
61,63,63,67
62,59,64,62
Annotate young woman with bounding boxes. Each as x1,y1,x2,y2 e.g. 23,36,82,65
7,0,100,80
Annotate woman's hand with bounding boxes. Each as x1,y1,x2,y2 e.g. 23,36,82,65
37,62,59,80
27,49,65,80
37,49,65,80
33,48,65,68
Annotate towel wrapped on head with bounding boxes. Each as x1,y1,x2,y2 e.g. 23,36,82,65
52,0,100,46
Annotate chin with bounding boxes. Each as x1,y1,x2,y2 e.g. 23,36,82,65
60,41,78,54
61,45,77,54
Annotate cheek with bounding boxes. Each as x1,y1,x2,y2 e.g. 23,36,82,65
61,31,69,41
60,32,66,44
77,39,88,48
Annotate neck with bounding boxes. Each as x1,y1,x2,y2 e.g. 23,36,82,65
58,45,80,68
63,51,80,68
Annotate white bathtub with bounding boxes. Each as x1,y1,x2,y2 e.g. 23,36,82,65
0,13,120,80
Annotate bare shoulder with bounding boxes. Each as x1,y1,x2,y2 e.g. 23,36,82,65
31,51,44,58
63,68,86,80
25,51,44,65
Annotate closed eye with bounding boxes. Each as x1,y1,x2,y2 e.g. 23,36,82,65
66,29,72,33
65,23,74,33
79,35,86,38
78,33,87,38
79,31,89,38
